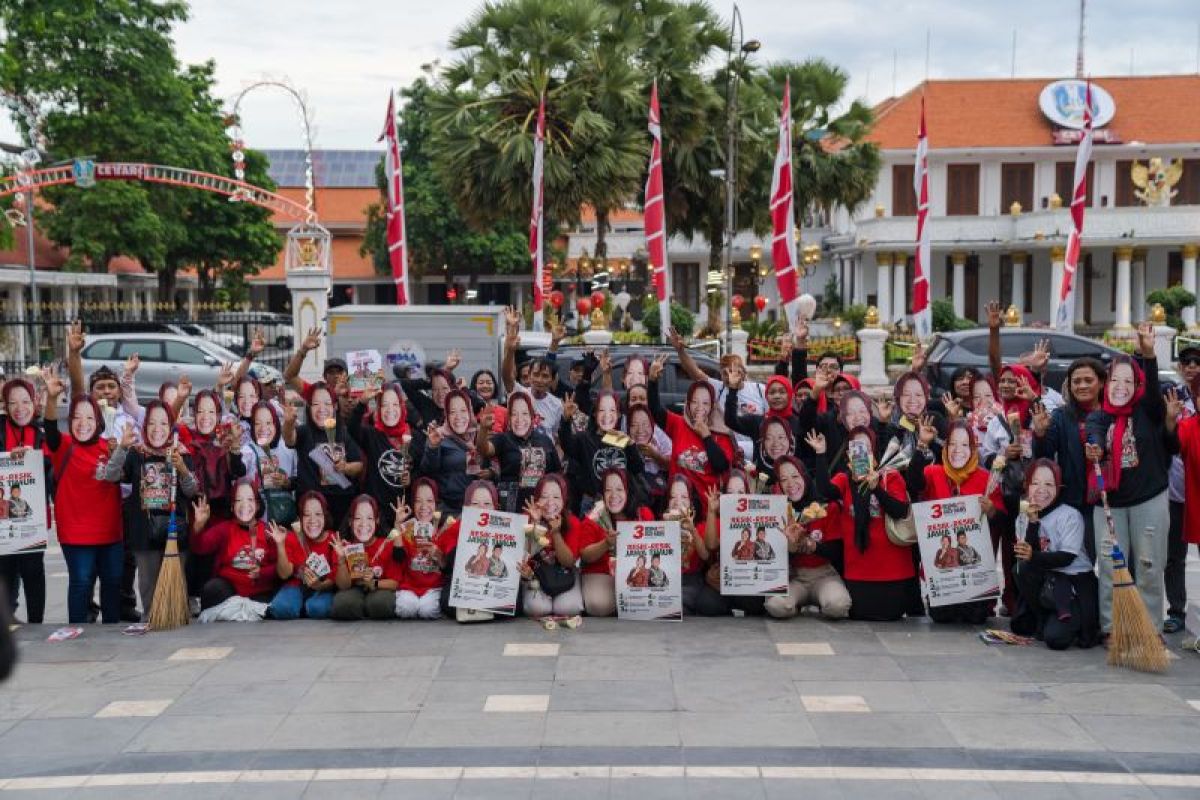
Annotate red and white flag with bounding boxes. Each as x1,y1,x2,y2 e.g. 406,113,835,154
644,82,670,342
1055,82,1093,332
530,94,546,332
769,78,800,329
378,92,409,305
911,95,932,340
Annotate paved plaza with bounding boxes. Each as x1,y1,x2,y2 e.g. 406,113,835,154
0,550,1198,799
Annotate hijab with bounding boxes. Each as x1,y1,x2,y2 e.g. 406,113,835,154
764,375,794,420
683,381,730,435
372,383,411,447
1093,355,1145,495
2,379,38,448
506,391,535,440
999,365,1040,427
941,420,980,488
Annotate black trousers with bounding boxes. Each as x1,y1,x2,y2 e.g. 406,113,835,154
200,577,273,610
0,552,45,624
1165,499,1188,619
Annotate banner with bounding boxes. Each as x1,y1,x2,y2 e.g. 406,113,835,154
378,92,410,305
769,77,800,328
530,94,546,332
718,494,788,596
346,349,383,397
0,449,47,555
447,506,526,615
912,495,1000,608
911,94,932,340
616,520,682,621
644,81,671,342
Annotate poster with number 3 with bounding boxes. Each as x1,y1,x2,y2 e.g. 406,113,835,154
718,494,788,596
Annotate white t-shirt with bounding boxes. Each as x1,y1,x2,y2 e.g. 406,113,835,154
514,381,563,441
709,378,765,462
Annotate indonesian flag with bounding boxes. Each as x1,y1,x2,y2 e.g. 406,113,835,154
911,95,932,340
378,92,409,305
769,78,800,329
644,81,670,342
530,94,546,332
1055,81,1093,332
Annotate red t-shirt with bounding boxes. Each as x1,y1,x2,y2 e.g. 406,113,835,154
791,500,842,570
361,536,406,585
290,531,337,586
398,518,448,595
528,514,589,568
683,521,709,574
192,520,281,597
920,465,1006,514
46,436,122,546
1177,416,1200,544
832,471,916,582
662,411,735,501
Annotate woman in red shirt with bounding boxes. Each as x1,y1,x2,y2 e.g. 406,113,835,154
673,477,728,617
906,419,1005,624
1,378,48,623
329,495,403,620
646,357,735,504
191,479,281,611
42,369,126,623
520,474,587,619
578,468,654,617
265,491,338,620
393,479,458,620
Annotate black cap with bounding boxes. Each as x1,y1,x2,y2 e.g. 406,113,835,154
1178,346,1200,362
323,358,348,374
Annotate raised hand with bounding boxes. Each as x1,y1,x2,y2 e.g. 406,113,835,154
649,354,668,382
523,496,542,525
562,394,578,420
941,392,962,421
550,321,566,345
598,348,613,375
1031,401,1051,437
910,341,926,372
124,353,140,376
692,415,710,438
811,369,831,395
267,521,288,546
666,326,685,351
704,484,720,510
118,422,135,449
1015,376,1038,401
1020,338,1051,372
67,320,85,355
804,430,827,455
282,400,297,428
478,406,494,432
42,364,63,398
793,315,810,344
445,348,462,373
1165,386,1184,426
177,374,193,399
917,414,937,447
391,498,411,526
192,496,211,529
425,422,444,448
1137,321,1156,358
301,327,322,354
503,306,520,335
985,301,1002,329
249,328,266,357
874,396,894,422
216,361,235,388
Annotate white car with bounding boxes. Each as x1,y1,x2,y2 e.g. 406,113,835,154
169,322,245,354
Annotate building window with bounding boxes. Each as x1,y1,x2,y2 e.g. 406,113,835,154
1169,251,1183,287
1000,163,1034,211
892,164,916,216
1055,161,1094,207
998,255,1033,313
946,164,980,216
1114,160,1137,207
671,263,700,311
1180,160,1200,206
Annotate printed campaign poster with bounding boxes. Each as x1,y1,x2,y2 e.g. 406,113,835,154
0,449,47,555
448,506,526,615
913,495,1001,608
616,520,682,621
718,494,788,596
346,349,383,397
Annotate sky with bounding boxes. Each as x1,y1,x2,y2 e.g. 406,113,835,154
3,0,1199,150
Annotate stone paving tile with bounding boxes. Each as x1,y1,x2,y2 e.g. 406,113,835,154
806,711,956,749
555,655,671,681
793,680,923,713
762,778,845,799
1039,682,1196,716
21,686,187,719
672,679,802,713
609,778,690,800
295,679,432,714
195,657,330,686
318,655,443,681
783,654,908,682
556,631,669,656
912,681,1058,714
801,694,870,713
676,712,819,748
893,654,1033,682
422,680,554,713
876,629,994,656
434,656,557,681
938,711,1102,751
405,711,546,748
301,778,386,799
916,780,1004,800
168,646,233,661
543,711,680,746
776,642,834,656
451,778,535,800
550,680,677,712
0,717,147,757
503,643,559,657
529,777,609,800
379,780,458,800
166,680,313,717
671,656,798,683
1072,713,1200,754
270,712,417,749
123,713,286,753
484,695,550,713
94,699,173,718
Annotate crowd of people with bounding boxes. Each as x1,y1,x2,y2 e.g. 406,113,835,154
0,299,1193,650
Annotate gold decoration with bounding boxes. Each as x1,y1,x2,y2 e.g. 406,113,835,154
864,305,880,328
749,243,763,262
298,238,319,267
731,306,741,326
950,251,967,267
875,252,893,267
1004,305,1021,326
874,204,885,218
1009,201,1022,216
1115,245,1134,262
1131,157,1183,207
589,307,606,327
1150,303,1167,325
1033,231,1045,240
1010,250,1028,266
1183,244,1199,260
1048,193,1063,209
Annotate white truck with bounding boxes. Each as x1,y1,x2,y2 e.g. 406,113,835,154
325,305,551,381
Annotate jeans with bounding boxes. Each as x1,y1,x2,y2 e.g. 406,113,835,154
1165,499,1188,619
62,542,124,624
268,584,334,620
0,552,45,624
1095,491,1170,633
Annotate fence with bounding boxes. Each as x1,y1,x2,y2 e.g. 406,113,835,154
0,311,294,377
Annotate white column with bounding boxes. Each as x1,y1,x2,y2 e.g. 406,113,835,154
10,289,27,365
853,256,865,305
875,252,892,326
857,326,890,388
1184,245,1198,329
186,287,197,319
1050,245,1065,324
951,251,966,319
287,266,332,382
893,252,907,326
1153,324,1177,369
1131,248,1146,323
1011,251,1027,317
1115,245,1133,330
130,289,142,321
144,288,156,321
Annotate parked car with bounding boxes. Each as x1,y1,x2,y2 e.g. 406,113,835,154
924,328,1178,394
76,333,282,402
171,322,244,353
210,311,294,350
86,321,244,354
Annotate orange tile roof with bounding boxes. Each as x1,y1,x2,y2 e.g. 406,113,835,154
271,186,376,227
868,75,1200,150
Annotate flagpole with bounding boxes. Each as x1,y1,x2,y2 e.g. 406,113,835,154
1054,81,1093,333
644,81,671,343
911,94,932,340
378,91,409,305
530,94,546,332
769,77,800,330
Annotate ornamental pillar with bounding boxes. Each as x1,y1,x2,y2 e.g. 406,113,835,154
892,252,908,327
951,251,967,319
875,252,892,327
1114,245,1133,330
1183,244,1198,330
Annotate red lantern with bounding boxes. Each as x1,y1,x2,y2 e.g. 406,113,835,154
754,295,767,312
590,290,606,309
549,290,564,309
576,298,592,316
446,287,458,301
731,293,745,310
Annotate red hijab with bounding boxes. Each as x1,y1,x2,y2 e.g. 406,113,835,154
372,383,411,447
999,365,1041,427
764,376,794,420
1094,356,1145,495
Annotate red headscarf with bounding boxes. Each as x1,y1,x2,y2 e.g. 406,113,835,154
764,376,794,420
835,373,861,391
372,383,411,447
999,365,1041,427
1094,356,1145,495
2,379,38,449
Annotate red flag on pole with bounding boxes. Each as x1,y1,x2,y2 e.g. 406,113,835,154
645,81,671,342
912,94,932,340
378,92,409,305
769,78,800,329
1055,81,1093,332
530,95,546,332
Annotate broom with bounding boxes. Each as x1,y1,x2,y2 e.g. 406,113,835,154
1093,459,1168,673
150,434,190,631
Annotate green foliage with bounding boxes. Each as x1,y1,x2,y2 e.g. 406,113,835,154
932,298,975,332
641,294,694,338
820,273,842,316
740,317,784,340
842,304,869,330
1147,286,1196,331
361,77,527,278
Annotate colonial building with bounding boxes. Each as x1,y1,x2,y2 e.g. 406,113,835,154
832,75,1200,332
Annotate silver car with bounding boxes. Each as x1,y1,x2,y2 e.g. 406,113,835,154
76,333,282,402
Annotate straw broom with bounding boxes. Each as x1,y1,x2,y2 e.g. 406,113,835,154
1093,461,1167,673
150,435,190,631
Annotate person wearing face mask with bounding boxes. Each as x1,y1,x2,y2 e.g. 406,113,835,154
477,392,560,514
114,401,199,622
243,401,298,526
519,475,588,619
769,446,851,621
468,369,507,431
559,390,645,513
391,479,459,620
0,379,49,624
1164,346,1200,634
1085,324,1171,640
667,477,727,616
434,479,515,622
751,417,795,487
283,382,364,527
190,480,281,611
1010,460,1099,650
420,389,482,513
329,495,402,620
626,403,672,507
401,366,456,430
881,372,945,464
265,492,338,620
577,468,655,617
647,357,735,505
41,367,128,623
501,309,565,440
1032,358,1106,562
907,420,1006,624
349,382,424,530
968,377,1000,440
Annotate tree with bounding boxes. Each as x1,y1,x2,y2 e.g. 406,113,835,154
361,76,527,279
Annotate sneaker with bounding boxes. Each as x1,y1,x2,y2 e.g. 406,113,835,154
188,597,201,617
1163,615,1185,634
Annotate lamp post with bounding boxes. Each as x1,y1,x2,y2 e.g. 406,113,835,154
722,3,760,355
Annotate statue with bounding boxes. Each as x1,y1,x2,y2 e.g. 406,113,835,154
1131,157,1184,207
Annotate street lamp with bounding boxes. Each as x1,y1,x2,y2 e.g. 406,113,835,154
723,3,760,354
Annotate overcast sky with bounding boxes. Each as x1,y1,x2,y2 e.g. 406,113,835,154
4,0,1198,150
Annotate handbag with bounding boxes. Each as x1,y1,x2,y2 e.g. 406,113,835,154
885,509,918,546
533,559,576,597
